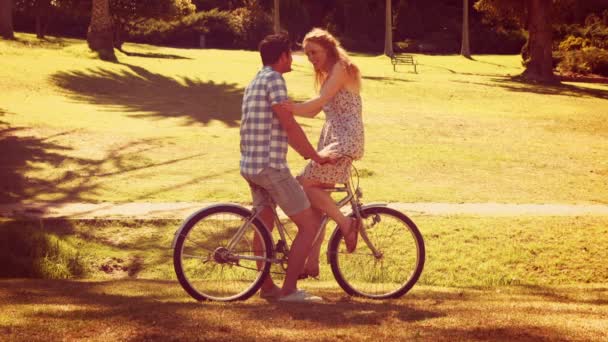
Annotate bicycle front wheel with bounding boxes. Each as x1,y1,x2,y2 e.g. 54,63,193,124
173,204,273,301
328,206,425,299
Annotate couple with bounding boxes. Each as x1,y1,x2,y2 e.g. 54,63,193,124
239,29,364,302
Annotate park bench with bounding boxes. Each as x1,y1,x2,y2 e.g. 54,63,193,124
390,54,417,73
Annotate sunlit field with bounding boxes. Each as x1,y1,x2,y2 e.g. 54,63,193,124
2,33,607,340
1,33,607,205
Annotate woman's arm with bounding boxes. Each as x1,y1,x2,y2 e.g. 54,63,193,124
290,62,348,117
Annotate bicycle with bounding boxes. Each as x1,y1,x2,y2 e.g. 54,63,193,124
172,166,425,301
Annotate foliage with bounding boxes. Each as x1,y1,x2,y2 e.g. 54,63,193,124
228,0,273,49
279,0,311,46
127,9,237,48
555,12,608,75
558,46,608,76
191,0,244,11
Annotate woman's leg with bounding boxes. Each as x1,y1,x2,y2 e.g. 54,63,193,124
299,177,359,254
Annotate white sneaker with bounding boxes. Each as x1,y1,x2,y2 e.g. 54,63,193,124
259,286,281,300
278,290,323,303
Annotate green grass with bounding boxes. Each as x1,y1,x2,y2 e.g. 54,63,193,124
1,32,607,205
2,215,606,287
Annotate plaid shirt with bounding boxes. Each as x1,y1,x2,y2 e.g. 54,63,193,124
240,66,290,176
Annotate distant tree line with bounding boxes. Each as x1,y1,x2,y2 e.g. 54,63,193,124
1,0,607,80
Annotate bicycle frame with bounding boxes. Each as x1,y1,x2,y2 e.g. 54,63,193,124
219,179,383,266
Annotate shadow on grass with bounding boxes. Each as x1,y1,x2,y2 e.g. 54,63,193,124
50,63,243,127
452,76,608,100
517,284,608,306
362,75,413,83
493,76,608,100
0,124,96,203
8,35,74,49
117,48,192,60
0,117,206,204
262,298,440,325
2,279,604,341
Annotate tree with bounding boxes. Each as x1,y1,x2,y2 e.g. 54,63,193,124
0,0,14,39
460,0,471,58
273,0,279,33
384,0,393,56
522,0,555,82
475,0,556,83
87,0,116,61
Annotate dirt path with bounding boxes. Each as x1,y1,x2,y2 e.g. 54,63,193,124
1,201,608,219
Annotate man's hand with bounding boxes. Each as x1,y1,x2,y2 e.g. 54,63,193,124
312,144,342,165
311,153,332,165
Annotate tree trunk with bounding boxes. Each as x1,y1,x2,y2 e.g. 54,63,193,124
273,0,280,34
87,0,116,61
384,0,393,56
0,0,14,39
460,0,471,58
522,0,556,83
35,0,51,39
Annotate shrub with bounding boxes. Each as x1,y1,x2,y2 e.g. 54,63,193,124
229,4,272,49
558,46,608,76
394,39,419,53
559,35,591,51
127,9,238,48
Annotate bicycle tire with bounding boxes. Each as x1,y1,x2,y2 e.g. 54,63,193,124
328,205,425,299
173,204,273,301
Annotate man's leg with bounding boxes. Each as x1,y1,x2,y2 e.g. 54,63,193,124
281,207,323,296
302,207,324,277
253,206,279,293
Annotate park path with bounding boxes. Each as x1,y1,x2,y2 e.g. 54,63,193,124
1,202,608,220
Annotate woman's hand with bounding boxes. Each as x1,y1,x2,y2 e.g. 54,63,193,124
276,100,295,114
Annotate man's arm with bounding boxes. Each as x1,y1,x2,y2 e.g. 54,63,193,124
273,104,326,164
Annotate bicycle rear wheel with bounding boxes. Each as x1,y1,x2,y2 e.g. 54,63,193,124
173,204,273,301
328,206,425,299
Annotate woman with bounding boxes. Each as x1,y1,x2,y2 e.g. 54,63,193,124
282,28,365,279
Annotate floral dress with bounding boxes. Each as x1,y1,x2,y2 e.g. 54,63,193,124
300,88,365,184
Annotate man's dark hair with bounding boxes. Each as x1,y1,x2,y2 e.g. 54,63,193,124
259,32,291,66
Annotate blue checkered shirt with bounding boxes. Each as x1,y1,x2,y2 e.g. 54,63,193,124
240,66,290,176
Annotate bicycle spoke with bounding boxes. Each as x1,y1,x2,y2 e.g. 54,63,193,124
174,206,273,301
330,207,425,299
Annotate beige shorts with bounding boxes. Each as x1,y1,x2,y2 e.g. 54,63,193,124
242,167,310,217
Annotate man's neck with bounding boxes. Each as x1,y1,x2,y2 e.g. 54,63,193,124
267,63,283,74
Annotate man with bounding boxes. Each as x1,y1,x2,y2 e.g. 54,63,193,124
240,33,328,302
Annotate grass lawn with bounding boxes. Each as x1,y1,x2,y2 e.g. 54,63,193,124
1,279,606,341
1,33,607,205
2,215,607,286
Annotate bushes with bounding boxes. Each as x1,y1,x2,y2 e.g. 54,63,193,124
555,13,608,76
558,47,608,76
127,9,236,47
126,6,271,49
228,5,272,49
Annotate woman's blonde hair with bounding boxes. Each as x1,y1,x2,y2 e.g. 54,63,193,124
302,28,361,92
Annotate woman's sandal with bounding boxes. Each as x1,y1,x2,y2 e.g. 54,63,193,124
344,217,361,253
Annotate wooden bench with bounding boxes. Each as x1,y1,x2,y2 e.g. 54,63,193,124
390,54,417,73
